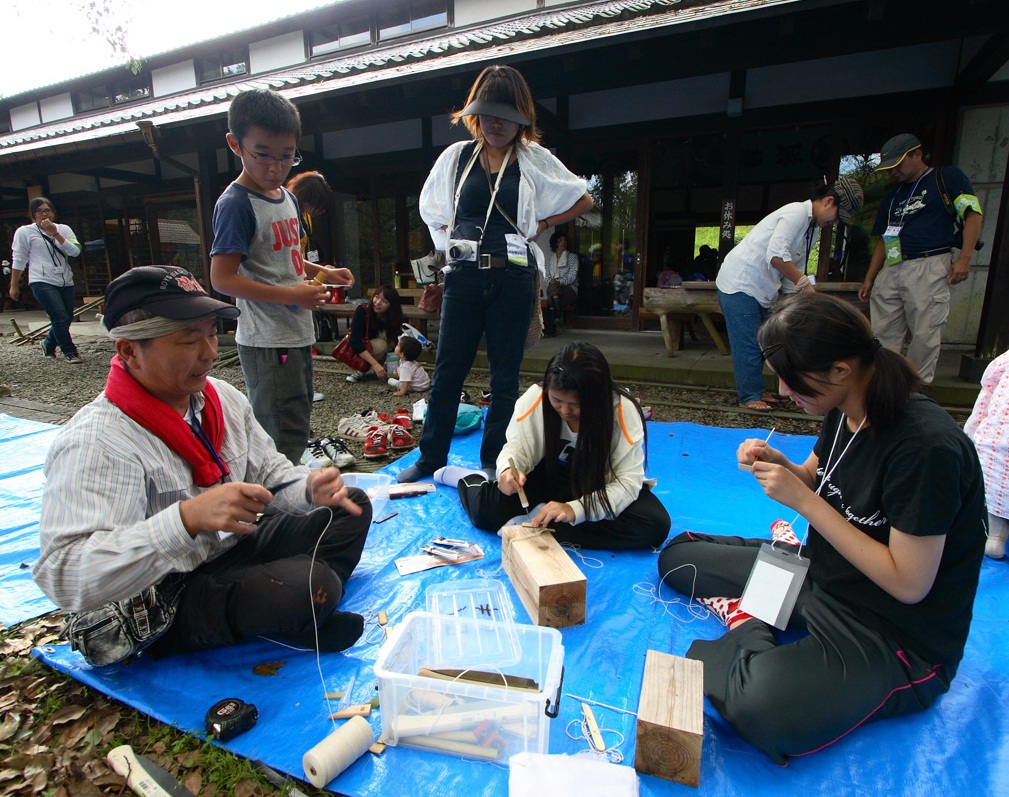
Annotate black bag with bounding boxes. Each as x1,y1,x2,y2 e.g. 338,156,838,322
62,575,184,666
936,166,984,252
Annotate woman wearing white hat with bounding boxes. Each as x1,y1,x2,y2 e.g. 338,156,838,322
398,65,593,484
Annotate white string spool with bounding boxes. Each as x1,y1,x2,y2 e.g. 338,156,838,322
302,715,374,788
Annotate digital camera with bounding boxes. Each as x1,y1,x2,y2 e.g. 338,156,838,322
447,238,479,263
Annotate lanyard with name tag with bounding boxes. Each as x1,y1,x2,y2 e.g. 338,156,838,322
738,543,809,629
737,413,865,629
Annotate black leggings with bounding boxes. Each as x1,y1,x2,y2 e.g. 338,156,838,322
657,532,951,764
152,487,371,657
458,463,670,550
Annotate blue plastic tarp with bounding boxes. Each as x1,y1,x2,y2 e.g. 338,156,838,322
19,420,1008,795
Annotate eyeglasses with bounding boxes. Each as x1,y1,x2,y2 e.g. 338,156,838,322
241,147,303,167
33,208,54,216
760,343,783,361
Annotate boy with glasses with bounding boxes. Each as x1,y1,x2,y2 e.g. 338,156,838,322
210,89,351,463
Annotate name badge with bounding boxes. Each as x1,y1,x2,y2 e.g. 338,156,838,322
505,233,529,267
306,249,320,263
882,235,903,267
738,543,809,629
883,225,902,238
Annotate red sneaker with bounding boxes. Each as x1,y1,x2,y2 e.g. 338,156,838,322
363,428,388,459
391,408,412,428
388,425,414,450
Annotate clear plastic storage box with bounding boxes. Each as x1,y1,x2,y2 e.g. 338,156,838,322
374,611,564,762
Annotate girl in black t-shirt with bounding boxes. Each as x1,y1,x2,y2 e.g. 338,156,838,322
658,292,986,764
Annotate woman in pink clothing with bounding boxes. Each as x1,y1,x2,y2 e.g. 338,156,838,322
964,350,1009,558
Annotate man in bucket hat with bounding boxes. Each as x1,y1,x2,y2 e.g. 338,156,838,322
858,134,983,383
33,265,371,666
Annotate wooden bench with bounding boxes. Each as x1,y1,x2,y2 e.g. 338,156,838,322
643,284,729,357
643,281,865,358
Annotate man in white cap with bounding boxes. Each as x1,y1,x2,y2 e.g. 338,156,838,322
33,265,371,666
858,134,983,383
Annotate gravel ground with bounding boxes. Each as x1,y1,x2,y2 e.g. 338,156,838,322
0,333,824,458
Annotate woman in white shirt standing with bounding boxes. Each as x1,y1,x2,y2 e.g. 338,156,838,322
397,65,593,483
9,197,83,362
716,178,862,411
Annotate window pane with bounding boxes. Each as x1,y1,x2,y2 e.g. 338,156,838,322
222,62,247,78
340,15,371,46
74,88,111,113
378,6,411,39
198,60,222,83
113,80,151,105
412,0,447,30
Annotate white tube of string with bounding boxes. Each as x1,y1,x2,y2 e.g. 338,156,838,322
303,715,374,788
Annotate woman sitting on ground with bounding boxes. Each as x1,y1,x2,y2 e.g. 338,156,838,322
442,341,670,550
342,286,403,383
657,292,985,764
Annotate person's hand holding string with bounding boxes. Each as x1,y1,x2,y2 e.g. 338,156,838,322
307,467,363,515
179,482,274,538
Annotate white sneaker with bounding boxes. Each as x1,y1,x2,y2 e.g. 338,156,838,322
318,436,356,468
346,371,366,383
313,391,325,403
338,414,376,440
301,442,333,470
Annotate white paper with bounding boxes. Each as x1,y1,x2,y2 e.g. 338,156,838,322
739,558,793,625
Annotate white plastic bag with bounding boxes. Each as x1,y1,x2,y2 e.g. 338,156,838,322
509,752,639,797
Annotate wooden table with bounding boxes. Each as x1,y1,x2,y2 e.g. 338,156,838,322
642,285,729,357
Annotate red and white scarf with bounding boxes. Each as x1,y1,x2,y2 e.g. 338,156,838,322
104,355,229,487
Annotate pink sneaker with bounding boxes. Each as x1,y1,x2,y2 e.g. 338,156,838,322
698,596,753,628
771,519,801,546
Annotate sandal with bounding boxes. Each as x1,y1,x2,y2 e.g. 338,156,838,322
740,400,773,413
760,392,784,405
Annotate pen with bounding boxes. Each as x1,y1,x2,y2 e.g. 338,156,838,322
508,457,530,520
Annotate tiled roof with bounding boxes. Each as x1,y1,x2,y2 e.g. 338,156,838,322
0,0,789,158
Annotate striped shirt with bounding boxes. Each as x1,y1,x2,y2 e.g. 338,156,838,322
33,377,312,612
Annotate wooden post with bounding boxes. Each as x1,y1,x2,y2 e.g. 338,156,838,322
500,525,586,628
634,650,703,788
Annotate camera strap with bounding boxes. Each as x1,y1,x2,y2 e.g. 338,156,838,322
449,141,514,248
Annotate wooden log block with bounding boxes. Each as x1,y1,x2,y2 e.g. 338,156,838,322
500,525,586,628
634,650,703,788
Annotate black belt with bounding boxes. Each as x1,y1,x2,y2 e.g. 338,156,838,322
904,247,951,261
452,255,510,269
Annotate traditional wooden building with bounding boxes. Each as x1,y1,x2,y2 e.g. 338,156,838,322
2,0,1007,350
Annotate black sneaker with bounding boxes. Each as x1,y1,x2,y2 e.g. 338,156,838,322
460,390,472,404
65,353,83,364
480,391,492,406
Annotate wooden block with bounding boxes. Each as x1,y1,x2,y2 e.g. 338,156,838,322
500,525,586,628
634,650,703,787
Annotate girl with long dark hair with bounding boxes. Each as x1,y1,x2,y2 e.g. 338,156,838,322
658,292,986,764
451,341,670,550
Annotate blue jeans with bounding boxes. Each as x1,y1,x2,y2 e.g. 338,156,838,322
414,265,535,473
31,282,77,357
718,289,771,404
